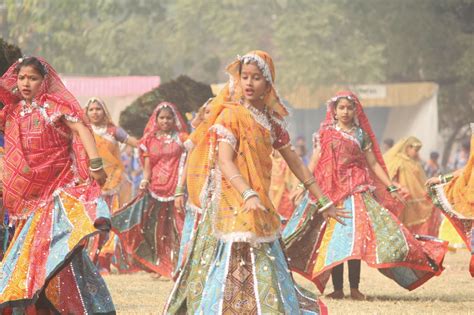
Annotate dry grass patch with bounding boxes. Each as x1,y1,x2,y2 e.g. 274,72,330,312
105,250,473,314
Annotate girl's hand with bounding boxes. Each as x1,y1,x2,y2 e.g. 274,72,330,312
139,179,149,190
175,196,185,213
322,205,351,225
391,191,406,205
425,177,441,186
91,169,107,186
243,196,268,213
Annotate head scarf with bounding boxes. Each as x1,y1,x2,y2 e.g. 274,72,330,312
384,136,423,179
187,50,289,242
84,97,114,127
0,57,90,180
384,137,437,227
224,50,288,117
142,101,187,138
442,123,474,219
0,57,93,217
187,50,288,210
315,90,401,212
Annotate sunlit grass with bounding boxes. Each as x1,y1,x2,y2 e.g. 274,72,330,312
105,250,473,314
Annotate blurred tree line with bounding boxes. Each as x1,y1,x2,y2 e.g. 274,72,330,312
1,0,473,163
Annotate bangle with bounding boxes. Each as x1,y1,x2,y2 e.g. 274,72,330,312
140,179,149,186
228,174,243,183
89,165,104,172
439,174,453,184
175,186,185,194
241,188,259,202
303,177,316,188
386,185,399,193
317,195,333,213
297,183,305,189
174,192,185,197
89,157,103,169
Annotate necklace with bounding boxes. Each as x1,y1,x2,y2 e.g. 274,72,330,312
19,100,40,117
335,123,356,134
156,130,174,144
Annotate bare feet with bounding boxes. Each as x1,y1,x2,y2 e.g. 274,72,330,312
350,288,366,300
326,290,344,299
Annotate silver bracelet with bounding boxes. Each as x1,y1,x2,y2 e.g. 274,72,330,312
228,174,243,183
242,188,259,202
89,165,104,172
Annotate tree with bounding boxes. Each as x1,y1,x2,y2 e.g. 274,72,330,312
119,75,212,137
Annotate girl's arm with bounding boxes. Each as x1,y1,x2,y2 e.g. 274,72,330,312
279,145,349,224
64,120,107,186
174,150,189,213
140,156,151,190
125,136,139,148
218,141,267,213
365,150,405,203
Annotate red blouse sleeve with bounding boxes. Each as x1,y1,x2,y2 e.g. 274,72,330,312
272,121,291,150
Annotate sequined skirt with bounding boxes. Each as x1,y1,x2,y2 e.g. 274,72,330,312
283,191,448,292
165,209,326,314
0,187,115,313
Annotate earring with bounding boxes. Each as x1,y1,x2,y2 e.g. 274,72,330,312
259,94,265,100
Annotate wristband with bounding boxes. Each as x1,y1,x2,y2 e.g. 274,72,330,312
386,185,399,193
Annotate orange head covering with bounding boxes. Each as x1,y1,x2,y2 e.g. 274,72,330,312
187,50,288,243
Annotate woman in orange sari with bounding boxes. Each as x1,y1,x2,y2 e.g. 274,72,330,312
165,50,348,314
427,122,474,276
85,97,138,273
384,136,442,236
0,57,115,313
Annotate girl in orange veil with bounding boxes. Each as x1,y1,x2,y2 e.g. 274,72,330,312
165,51,348,315
85,97,138,273
428,122,474,276
384,136,442,236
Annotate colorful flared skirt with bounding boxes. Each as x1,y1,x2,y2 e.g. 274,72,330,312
283,191,448,292
430,184,473,276
112,191,184,278
174,204,201,278
0,187,115,313
165,210,326,315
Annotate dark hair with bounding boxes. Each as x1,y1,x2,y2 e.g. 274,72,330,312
430,151,439,160
15,57,48,77
334,97,355,108
156,105,175,119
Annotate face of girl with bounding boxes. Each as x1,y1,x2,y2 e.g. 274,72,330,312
335,98,356,125
406,144,421,160
203,106,211,121
240,62,268,104
87,101,106,125
156,108,175,132
17,65,44,103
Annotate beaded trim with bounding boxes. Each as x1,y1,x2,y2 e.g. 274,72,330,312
239,54,273,83
210,124,237,150
92,125,116,144
183,139,195,152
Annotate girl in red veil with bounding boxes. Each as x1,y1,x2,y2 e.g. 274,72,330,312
0,57,115,313
283,91,447,300
112,102,188,279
